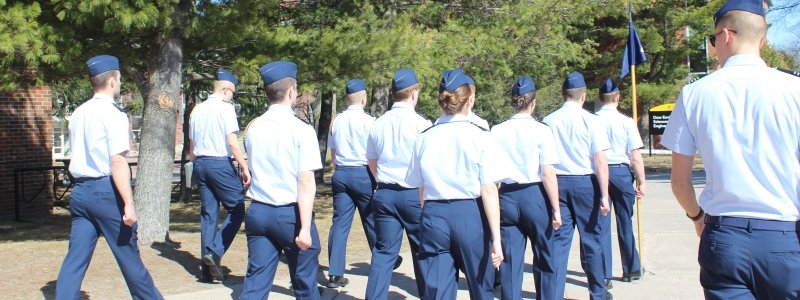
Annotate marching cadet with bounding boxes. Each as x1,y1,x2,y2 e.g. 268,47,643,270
405,68,505,299
543,72,612,300
662,0,800,298
56,55,162,299
189,68,249,282
491,76,562,300
595,79,646,283
240,61,322,300
364,68,429,299
326,79,378,288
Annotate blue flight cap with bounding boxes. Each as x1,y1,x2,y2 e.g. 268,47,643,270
465,74,476,86
259,60,297,85
216,68,238,85
600,79,620,94
392,68,418,91
346,79,366,94
512,76,536,96
563,71,586,90
439,68,471,92
86,55,119,77
714,0,764,26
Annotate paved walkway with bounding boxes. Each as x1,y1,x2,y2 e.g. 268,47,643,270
167,172,706,300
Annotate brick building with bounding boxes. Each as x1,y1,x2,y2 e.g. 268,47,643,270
0,87,54,221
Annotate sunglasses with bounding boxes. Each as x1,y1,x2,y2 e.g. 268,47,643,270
709,29,737,47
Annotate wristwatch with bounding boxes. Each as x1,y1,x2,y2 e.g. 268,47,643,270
686,208,705,221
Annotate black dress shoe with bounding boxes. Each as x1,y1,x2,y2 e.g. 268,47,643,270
605,278,613,290
623,269,643,282
327,275,349,288
393,256,404,270
203,252,225,281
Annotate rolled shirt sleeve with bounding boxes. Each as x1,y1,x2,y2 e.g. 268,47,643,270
540,127,560,166
298,126,323,172
105,112,130,157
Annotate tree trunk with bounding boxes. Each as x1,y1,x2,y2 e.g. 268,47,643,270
315,91,333,183
369,85,390,117
134,34,184,245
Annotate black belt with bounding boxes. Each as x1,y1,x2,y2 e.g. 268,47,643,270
557,174,594,178
195,156,232,161
425,198,475,203
705,215,798,232
251,201,297,208
74,176,110,183
376,183,414,190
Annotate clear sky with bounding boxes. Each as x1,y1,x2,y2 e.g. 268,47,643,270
766,0,799,57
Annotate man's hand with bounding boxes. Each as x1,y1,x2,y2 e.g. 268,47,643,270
693,218,705,238
636,182,647,198
122,204,137,227
295,228,312,250
551,210,563,230
491,240,504,269
240,166,251,188
600,196,610,216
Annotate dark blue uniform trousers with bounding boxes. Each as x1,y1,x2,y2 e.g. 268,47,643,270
418,199,494,300
700,216,800,300
56,177,162,300
498,183,557,300
601,164,640,279
328,165,377,277
194,157,245,266
240,202,321,300
365,184,424,299
550,175,607,300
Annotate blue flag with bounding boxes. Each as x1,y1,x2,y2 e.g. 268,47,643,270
620,20,647,79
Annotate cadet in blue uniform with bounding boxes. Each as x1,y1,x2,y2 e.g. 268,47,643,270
595,79,646,283
542,72,611,300
189,68,249,281
662,1,800,298
365,68,430,299
240,61,322,300
56,55,162,300
406,68,505,300
326,79,378,288
491,76,562,300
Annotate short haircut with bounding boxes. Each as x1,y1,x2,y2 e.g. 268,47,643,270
214,80,235,93
264,77,296,103
563,87,586,102
346,90,366,104
599,91,619,104
90,70,120,89
438,84,473,115
716,10,767,45
511,91,536,111
392,83,419,102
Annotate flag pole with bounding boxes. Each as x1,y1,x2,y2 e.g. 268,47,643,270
627,0,645,269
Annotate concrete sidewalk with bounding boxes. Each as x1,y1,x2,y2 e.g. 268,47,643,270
167,172,705,300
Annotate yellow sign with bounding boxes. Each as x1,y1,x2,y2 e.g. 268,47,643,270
649,103,675,112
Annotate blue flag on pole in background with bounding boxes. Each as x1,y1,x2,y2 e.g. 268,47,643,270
620,20,647,78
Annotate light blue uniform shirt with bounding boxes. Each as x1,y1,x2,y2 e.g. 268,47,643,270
327,105,375,166
405,114,508,200
435,111,489,131
366,102,432,187
189,95,239,157
543,101,610,175
491,114,559,184
595,105,643,165
68,93,130,178
246,104,322,206
662,54,800,221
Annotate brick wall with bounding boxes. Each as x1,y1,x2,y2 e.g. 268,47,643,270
0,86,53,221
